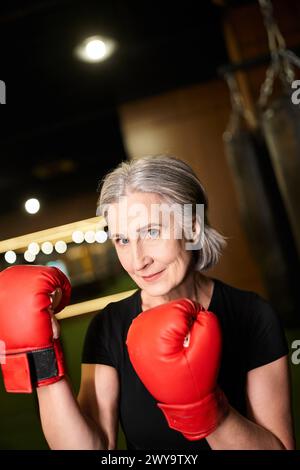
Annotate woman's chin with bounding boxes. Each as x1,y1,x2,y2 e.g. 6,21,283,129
143,282,171,297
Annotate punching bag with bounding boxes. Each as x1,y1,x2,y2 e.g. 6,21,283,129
261,93,300,258
257,0,300,257
224,107,299,325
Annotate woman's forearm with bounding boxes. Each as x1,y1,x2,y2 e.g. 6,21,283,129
206,406,288,450
37,377,107,450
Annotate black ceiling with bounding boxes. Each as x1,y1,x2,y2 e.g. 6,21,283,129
0,0,255,217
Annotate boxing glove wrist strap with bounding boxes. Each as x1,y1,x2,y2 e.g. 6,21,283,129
157,387,229,440
0,339,65,393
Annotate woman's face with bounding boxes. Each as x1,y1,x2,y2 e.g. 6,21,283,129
107,192,194,296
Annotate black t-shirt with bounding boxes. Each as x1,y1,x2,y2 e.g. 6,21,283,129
82,278,289,450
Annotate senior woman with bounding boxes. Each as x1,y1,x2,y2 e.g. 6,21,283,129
0,155,295,450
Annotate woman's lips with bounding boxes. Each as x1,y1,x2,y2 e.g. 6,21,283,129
142,269,165,282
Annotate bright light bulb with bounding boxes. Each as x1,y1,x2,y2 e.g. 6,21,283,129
85,39,106,60
95,230,108,243
25,198,40,214
74,35,116,63
24,251,36,262
4,251,17,264
28,242,40,255
55,240,67,254
72,230,85,243
41,241,53,255
84,231,96,243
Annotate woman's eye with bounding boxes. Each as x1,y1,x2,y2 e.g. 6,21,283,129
147,228,160,239
116,237,129,246
115,229,159,244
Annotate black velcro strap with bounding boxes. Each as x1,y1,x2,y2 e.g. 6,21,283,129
28,347,57,383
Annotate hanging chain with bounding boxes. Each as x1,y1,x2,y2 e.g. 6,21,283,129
258,0,299,108
223,73,253,138
226,73,244,116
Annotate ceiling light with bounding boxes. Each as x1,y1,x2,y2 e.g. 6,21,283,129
86,39,106,60
25,198,40,214
75,35,116,63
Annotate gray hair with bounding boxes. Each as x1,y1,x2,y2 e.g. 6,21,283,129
97,155,227,271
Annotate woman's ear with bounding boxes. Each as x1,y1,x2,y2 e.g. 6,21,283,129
192,217,201,241
185,216,203,251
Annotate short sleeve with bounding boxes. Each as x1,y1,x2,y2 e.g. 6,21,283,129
245,293,289,371
81,305,115,367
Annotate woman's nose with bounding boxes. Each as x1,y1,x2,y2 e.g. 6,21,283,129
131,242,151,271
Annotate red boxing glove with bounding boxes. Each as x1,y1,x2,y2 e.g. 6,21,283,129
126,298,229,440
0,265,71,393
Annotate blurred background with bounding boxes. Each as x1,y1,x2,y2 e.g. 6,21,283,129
0,0,299,449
